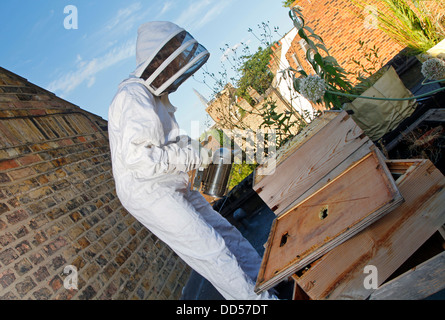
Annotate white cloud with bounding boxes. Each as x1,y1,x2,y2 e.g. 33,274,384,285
47,0,234,97
158,1,174,16
104,2,142,32
193,1,232,31
46,2,150,96
174,0,234,32
87,77,96,88
47,39,135,96
220,39,251,62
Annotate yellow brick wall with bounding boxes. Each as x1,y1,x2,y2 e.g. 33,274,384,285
0,67,191,300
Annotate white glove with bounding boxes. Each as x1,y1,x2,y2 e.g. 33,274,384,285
180,135,212,169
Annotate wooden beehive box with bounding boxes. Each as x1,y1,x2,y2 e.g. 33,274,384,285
293,159,445,300
255,149,403,293
253,111,404,293
254,111,375,217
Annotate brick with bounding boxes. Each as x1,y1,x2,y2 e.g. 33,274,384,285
15,240,32,255
46,207,67,220
15,276,37,297
33,161,54,173
33,266,50,282
0,219,8,230
0,173,11,183
0,159,19,170
0,269,16,289
32,231,48,245
0,292,18,300
50,255,66,270
0,248,19,265
32,287,52,300
49,275,63,292
7,197,20,208
0,202,9,215
14,258,33,275
29,252,45,265
28,109,47,116
99,282,118,299
83,263,100,279
102,263,118,282
51,157,69,168
8,167,35,181
14,226,29,239
7,178,40,197
17,154,41,166
71,256,86,270
77,236,90,249
28,214,49,230
45,224,64,238
6,209,29,224
50,179,71,191
26,201,49,216
20,186,53,204
95,255,108,267
43,237,68,256
79,285,97,300
115,248,132,266
0,232,15,247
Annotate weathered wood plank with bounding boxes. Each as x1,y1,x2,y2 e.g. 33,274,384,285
385,159,421,175
369,251,445,300
255,150,402,293
295,159,445,300
254,111,372,216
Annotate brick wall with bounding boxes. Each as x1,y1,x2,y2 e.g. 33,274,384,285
287,0,404,83
0,67,191,300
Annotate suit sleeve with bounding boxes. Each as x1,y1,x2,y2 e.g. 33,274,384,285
117,85,202,180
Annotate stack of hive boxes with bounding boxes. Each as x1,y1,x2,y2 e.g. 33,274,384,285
253,110,445,299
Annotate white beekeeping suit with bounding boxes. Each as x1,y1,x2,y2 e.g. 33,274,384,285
108,21,277,300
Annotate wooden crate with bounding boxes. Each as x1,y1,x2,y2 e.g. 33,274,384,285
292,159,445,300
254,111,374,217
254,149,403,293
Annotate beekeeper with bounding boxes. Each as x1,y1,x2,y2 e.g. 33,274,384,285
108,21,277,300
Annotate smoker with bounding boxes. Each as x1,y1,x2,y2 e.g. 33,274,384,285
194,148,233,198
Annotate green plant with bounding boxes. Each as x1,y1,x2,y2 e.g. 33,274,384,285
258,98,305,148
235,46,275,105
350,0,444,54
349,39,387,95
228,162,257,190
282,0,295,8
289,6,354,109
288,6,445,105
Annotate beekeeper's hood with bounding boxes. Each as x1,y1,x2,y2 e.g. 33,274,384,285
133,21,210,96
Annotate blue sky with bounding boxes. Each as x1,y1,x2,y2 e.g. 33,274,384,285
1,1,294,137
